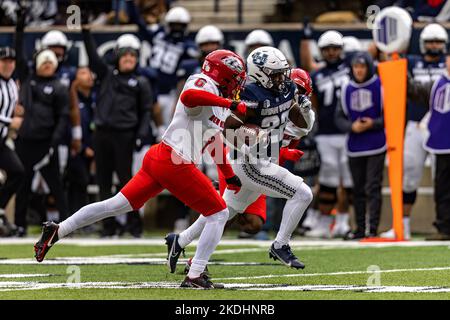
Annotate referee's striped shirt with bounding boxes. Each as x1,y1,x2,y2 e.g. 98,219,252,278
0,77,18,141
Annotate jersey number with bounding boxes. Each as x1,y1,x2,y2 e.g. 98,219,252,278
261,110,290,141
151,44,179,74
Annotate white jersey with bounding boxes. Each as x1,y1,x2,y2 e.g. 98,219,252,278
163,73,230,163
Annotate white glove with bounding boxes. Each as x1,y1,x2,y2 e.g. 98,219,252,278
297,96,315,132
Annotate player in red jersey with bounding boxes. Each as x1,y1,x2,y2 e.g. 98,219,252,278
34,50,247,289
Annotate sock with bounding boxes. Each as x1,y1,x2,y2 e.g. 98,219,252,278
178,215,207,248
274,183,313,247
403,216,410,235
178,206,238,248
187,208,229,279
58,193,132,239
336,212,349,225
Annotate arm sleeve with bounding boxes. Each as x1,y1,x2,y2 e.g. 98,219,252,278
137,78,152,139
180,89,232,109
51,86,70,146
14,22,28,82
82,28,108,80
126,0,155,42
334,101,353,133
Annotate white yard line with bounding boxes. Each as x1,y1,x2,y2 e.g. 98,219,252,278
0,281,450,293
0,274,52,278
215,266,450,281
1,238,449,248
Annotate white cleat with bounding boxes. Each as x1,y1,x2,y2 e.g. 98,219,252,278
379,228,411,240
331,222,351,238
302,209,320,230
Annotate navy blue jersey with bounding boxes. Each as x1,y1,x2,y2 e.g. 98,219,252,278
311,61,350,135
407,54,446,122
56,64,77,89
240,81,296,157
176,58,201,82
149,29,198,94
127,1,198,95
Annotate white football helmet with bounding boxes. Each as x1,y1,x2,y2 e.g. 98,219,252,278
343,36,362,53
318,30,344,49
116,34,141,51
195,25,224,45
420,23,448,55
245,30,274,47
164,6,191,24
41,30,69,49
247,46,290,91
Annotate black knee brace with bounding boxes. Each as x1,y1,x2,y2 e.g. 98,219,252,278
318,184,337,205
403,191,417,205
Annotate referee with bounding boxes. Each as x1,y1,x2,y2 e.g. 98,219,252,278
0,47,24,236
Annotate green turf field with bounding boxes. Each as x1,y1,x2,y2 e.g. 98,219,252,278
0,237,450,299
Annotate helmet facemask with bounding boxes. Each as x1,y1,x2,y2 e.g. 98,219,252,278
261,66,290,92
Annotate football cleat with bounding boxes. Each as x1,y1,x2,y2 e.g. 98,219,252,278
180,272,224,289
34,221,59,262
269,243,305,269
165,233,185,273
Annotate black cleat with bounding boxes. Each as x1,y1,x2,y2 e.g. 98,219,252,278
180,272,224,289
184,257,209,275
34,221,59,262
165,233,185,273
269,243,305,269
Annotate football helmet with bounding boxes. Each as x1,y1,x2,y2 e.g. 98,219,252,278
164,7,191,40
195,25,224,45
420,23,448,56
290,68,312,97
247,46,290,92
202,50,246,99
245,29,274,47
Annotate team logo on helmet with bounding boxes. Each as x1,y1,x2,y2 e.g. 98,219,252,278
251,52,268,66
221,56,244,73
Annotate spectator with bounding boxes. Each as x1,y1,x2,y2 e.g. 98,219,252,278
335,52,386,239
0,46,24,237
65,67,96,214
14,10,70,237
81,20,153,237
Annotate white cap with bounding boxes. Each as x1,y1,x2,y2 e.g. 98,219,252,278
195,25,224,45
318,30,344,48
41,30,69,49
245,29,274,47
116,34,141,50
36,49,58,70
165,7,191,24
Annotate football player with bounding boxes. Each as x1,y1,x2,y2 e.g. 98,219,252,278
380,23,448,240
127,0,198,127
306,30,352,239
169,48,315,270
34,50,247,289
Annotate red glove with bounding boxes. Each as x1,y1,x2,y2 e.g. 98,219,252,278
279,147,304,166
229,100,246,115
225,175,242,194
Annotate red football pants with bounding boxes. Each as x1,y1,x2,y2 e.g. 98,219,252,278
121,142,227,216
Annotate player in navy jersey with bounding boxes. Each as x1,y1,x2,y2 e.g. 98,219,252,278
307,30,352,238
126,0,198,127
170,47,315,270
380,23,448,240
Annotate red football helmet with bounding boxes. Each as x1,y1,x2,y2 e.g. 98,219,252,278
201,49,246,99
290,68,313,97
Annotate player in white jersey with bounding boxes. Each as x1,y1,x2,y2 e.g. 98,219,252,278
34,50,247,289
